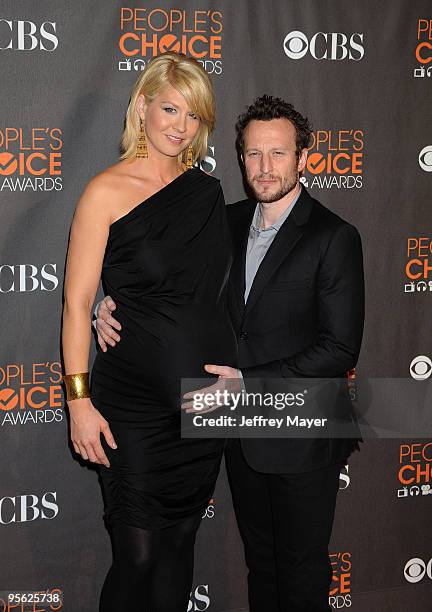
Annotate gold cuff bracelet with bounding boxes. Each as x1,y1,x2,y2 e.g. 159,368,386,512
63,372,90,401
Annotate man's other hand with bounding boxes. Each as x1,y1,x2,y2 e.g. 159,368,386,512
95,295,122,352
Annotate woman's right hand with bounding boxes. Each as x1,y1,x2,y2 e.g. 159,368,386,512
68,398,117,468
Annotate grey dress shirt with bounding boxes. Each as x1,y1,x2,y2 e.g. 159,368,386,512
244,187,302,302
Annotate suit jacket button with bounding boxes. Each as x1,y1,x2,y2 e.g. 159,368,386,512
240,332,248,340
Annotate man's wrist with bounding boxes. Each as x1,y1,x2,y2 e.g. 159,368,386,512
93,301,101,320
92,299,102,329
237,368,246,391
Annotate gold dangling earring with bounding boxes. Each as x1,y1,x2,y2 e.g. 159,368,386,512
186,144,194,169
136,117,148,158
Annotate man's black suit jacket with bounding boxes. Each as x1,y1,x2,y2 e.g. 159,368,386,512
226,186,365,474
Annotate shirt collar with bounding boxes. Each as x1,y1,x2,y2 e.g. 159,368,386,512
251,185,302,232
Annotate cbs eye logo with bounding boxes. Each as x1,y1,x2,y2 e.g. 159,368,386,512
410,356,432,380
283,31,309,59
419,146,432,172
404,557,432,583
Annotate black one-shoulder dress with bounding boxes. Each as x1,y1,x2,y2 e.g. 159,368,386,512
90,167,237,530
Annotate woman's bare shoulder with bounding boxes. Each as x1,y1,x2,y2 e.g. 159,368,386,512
86,161,128,195
75,162,129,219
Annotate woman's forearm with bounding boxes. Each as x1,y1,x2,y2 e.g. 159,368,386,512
62,300,93,375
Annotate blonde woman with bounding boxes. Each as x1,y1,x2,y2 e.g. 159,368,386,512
62,52,237,611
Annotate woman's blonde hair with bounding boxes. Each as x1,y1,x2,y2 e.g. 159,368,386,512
120,52,215,165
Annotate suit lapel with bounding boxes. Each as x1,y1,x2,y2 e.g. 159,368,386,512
244,187,314,317
229,201,256,317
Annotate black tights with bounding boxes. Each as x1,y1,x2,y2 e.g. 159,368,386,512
99,512,202,612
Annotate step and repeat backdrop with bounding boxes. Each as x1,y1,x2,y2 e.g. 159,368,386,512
1,1,432,611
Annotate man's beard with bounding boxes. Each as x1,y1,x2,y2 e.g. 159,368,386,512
247,170,299,203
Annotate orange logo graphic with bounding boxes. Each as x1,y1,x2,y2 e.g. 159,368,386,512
0,128,63,191
416,20,432,64
414,19,432,77
399,443,432,485
118,8,223,74
404,238,432,293
0,152,18,175
0,388,18,411
0,362,64,426
329,552,352,608
302,130,363,189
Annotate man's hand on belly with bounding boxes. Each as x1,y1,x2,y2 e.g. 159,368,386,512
94,295,122,352
181,364,241,414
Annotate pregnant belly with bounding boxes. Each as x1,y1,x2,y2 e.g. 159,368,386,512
92,308,238,391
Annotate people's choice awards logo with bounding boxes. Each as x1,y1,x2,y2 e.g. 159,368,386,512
118,8,223,75
419,145,432,171
404,238,432,293
404,558,432,583
410,356,432,380
413,19,432,78
329,552,351,609
398,443,432,499
300,130,364,190
0,361,64,427
0,128,63,192
283,30,364,61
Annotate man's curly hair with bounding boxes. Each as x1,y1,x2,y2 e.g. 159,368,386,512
235,95,312,159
